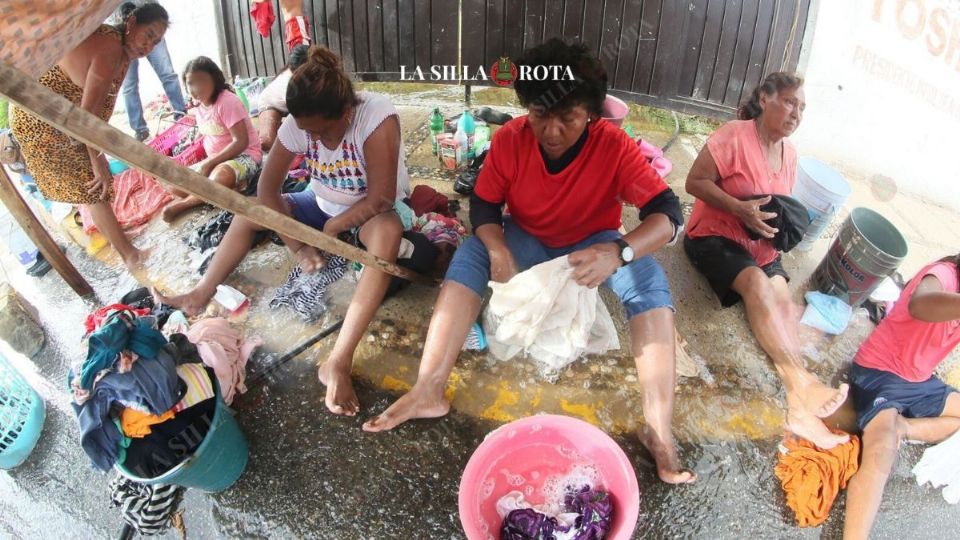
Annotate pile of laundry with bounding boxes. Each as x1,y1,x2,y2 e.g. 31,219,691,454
69,289,260,475
498,487,613,540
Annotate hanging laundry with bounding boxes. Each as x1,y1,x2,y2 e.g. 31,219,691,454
774,431,860,527
186,318,261,405
270,256,349,322
483,256,620,372
109,475,185,537
913,428,960,504
78,169,174,234
73,346,180,471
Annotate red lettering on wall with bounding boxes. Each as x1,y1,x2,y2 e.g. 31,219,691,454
897,0,927,40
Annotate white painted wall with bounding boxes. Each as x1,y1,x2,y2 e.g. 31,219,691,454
126,0,223,109
794,0,960,209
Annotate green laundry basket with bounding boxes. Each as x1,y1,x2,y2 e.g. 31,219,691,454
115,382,248,493
0,354,46,469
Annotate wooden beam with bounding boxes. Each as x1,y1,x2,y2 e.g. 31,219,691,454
0,167,94,297
0,59,436,285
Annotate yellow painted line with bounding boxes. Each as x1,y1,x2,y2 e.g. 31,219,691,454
559,399,601,426
479,380,520,423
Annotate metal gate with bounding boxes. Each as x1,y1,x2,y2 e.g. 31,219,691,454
218,0,812,118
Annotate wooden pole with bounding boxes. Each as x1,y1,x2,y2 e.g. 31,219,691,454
0,59,436,285
0,167,94,297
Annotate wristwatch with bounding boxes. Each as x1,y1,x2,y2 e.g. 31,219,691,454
613,238,634,266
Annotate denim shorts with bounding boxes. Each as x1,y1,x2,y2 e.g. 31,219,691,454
444,218,674,320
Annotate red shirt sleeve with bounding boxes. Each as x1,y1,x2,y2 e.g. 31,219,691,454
473,123,515,205
616,131,668,207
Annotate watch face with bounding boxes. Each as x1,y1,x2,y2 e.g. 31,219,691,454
622,246,635,262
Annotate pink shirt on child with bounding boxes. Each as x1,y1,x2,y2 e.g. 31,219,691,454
195,90,262,163
855,262,960,382
686,119,798,267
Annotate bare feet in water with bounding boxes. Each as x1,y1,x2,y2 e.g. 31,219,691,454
296,245,327,273
122,247,150,273
151,286,214,317
638,425,697,484
801,381,850,418
786,408,850,449
317,360,360,416
362,386,451,432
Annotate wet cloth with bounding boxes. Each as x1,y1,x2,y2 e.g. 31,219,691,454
913,428,960,504
73,347,180,471
109,475,185,537
186,318,261,405
195,89,263,162
76,313,168,392
483,255,620,371
683,234,790,308
686,120,798,267
850,363,957,431
270,256,349,322
800,291,853,335
855,262,960,382
276,91,411,217
84,304,152,335
475,116,669,248
774,432,860,527
10,25,129,205
744,194,811,252
78,168,174,234
119,408,175,438
121,395,215,478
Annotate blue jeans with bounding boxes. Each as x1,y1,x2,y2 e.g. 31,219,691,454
445,219,674,320
122,38,187,135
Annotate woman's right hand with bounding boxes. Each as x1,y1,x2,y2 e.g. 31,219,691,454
86,156,112,201
489,248,519,283
733,196,779,239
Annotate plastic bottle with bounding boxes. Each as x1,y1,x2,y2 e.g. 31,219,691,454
457,109,476,160
454,126,469,167
473,125,490,151
430,108,444,155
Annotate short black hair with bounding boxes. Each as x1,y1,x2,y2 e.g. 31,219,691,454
513,38,608,116
183,56,230,103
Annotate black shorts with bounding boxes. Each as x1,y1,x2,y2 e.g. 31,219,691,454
851,363,957,431
683,235,789,307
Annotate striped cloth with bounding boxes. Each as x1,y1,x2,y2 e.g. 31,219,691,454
109,475,184,536
172,363,215,413
269,256,349,322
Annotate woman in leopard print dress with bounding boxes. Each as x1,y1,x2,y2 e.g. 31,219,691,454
10,4,170,271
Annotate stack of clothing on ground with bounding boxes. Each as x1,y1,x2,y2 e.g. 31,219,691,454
69,291,260,477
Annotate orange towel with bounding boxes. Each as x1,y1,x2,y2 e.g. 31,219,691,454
119,408,175,438
774,431,860,527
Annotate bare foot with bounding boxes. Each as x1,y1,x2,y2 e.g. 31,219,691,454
122,247,150,273
296,245,327,273
638,425,697,484
151,286,214,317
362,387,451,432
317,361,360,416
161,202,183,223
798,381,849,418
786,408,850,449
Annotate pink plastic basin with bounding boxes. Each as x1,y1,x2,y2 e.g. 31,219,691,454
601,95,629,127
458,415,639,540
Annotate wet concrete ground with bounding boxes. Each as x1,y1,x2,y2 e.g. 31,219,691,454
2,84,960,538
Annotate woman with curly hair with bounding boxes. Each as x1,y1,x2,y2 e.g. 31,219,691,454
364,39,693,484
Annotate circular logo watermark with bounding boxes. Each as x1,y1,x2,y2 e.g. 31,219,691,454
490,56,518,87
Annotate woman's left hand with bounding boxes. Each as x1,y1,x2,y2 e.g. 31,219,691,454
199,160,216,178
568,243,621,288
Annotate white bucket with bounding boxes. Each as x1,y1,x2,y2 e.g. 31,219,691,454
792,157,851,251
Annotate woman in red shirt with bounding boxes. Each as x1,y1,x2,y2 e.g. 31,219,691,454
844,257,960,539
363,40,694,484
684,73,850,450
